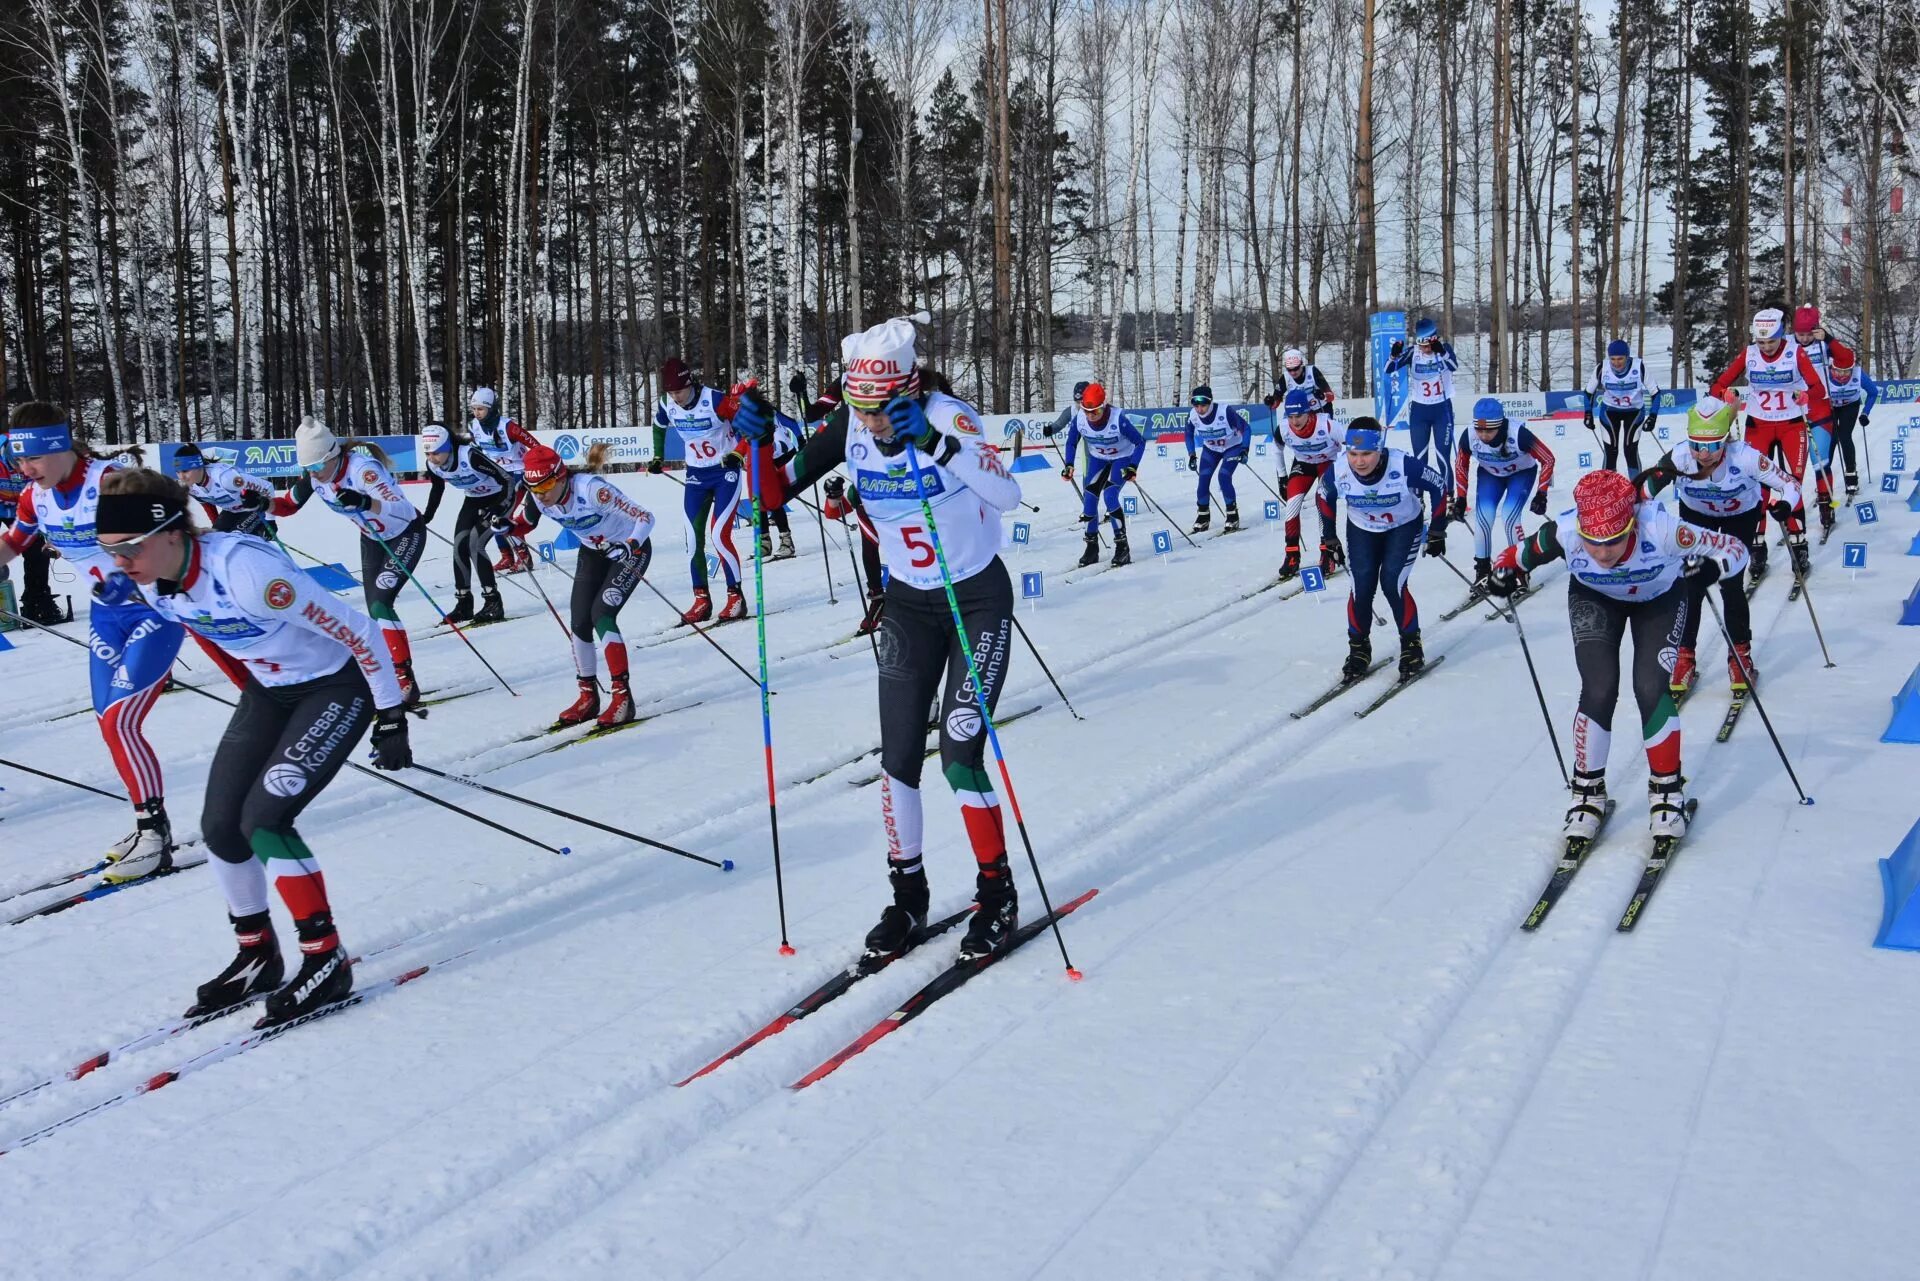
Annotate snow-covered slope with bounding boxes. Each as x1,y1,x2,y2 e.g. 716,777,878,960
3,417,1917,1281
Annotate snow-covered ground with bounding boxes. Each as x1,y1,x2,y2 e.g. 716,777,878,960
4,410,1920,1280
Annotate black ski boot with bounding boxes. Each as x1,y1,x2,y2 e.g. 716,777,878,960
1277,542,1302,582
958,860,1019,961
1221,502,1242,532
441,592,475,626
21,592,63,625
1077,531,1101,567
1342,634,1373,682
1398,630,1426,678
1110,525,1131,567
863,864,930,961
261,913,353,1026
473,587,505,624
1749,539,1769,582
1472,556,1493,594
1191,508,1211,534
186,912,285,1017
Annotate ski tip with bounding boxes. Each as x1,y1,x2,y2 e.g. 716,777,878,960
778,943,796,957
722,858,737,872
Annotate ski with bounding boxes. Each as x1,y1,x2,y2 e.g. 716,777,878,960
0,860,112,905
1520,800,1618,931
1786,577,1805,602
7,850,208,927
1289,660,1391,719
1440,588,1490,622
1616,798,1702,931
1715,691,1749,743
674,906,976,1086
1354,655,1447,718
790,888,1099,1090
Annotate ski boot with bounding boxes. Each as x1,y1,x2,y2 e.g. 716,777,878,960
185,912,284,1017
957,859,1019,961
1727,642,1756,692
21,591,63,625
441,592,475,626
1078,531,1101,568
472,587,505,624
1191,508,1211,534
555,677,601,727
759,532,774,558
717,587,748,621
1341,634,1373,682
1818,499,1835,534
772,532,797,561
1221,502,1242,533
262,914,352,1026
102,798,175,883
1749,540,1769,582
1648,772,1690,839
863,864,930,961
1564,769,1608,840
1788,533,1811,578
514,543,534,573
1472,556,1493,595
1845,473,1859,498
1397,630,1425,679
491,545,517,574
1669,647,1697,697
596,675,634,728
1110,527,1131,567
1277,542,1302,582
680,588,713,625
856,590,885,636
1320,539,1347,576
395,660,420,706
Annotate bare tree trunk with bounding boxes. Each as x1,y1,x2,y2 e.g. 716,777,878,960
1490,0,1511,390
1570,8,1584,390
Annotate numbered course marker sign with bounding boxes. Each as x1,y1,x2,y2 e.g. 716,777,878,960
1858,501,1880,525
1011,521,1031,545
1021,571,1044,600
1152,530,1173,555
1843,542,1868,569
1300,566,1327,594
1255,442,1268,457
1578,451,1594,468
538,541,557,564
1555,423,1566,437
1657,427,1671,441
1156,444,1169,458
1123,496,1139,515
1883,473,1902,494
1264,499,1281,521
1174,459,1187,473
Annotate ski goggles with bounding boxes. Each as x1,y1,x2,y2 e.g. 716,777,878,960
1576,514,1637,546
1686,436,1729,454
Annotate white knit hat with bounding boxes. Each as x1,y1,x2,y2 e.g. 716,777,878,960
419,423,452,455
295,415,341,469
470,386,497,410
839,317,920,408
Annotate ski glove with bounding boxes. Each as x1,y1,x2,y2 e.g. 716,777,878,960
488,510,513,534
1486,567,1521,597
604,537,653,575
333,489,371,511
1121,465,1138,482
788,371,809,402
1447,495,1467,522
1423,525,1448,558
884,396,938,453
1061,465,1075,482
647,458,664,475
369,707,413,770
1390,339,1405,360
823,475,846,502
93,570,141,607
1530,490,1549,516
1768,499,1795,527
1186,452,1198,471
242,491,270,510
731,392,776,444
1682,556,1723,587
1861,414,1871,428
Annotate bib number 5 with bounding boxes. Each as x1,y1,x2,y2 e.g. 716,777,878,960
901,524,937,569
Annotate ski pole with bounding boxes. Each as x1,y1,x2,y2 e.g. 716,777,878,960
1010,616,1084,721
1797,573,1837,669
407,764,731,870
636,576,760,687
360,526,517,696
1051,443,1102,547
1240,458,1283,503
0,755,123,802
1705,592,1815,805
1130,475,1200,548
904,436,1081,979
1437,556,1569,788
810,490,837,604
517,557,604,694
836,498,882,661
746,433,794,954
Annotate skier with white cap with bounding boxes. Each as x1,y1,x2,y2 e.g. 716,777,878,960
468,387,539,573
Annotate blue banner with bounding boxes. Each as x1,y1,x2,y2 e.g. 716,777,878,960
157,435,422,481
1370,312,1408,428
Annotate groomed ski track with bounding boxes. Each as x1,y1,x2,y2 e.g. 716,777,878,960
0,452,1912,1281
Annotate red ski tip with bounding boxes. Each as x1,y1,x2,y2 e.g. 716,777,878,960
1066,968,1085,982
778,943,796,956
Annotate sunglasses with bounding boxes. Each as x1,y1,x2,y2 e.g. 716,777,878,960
100,511,183,560
1688,438,1728,453
1577,519,1637,546
527,471,567,494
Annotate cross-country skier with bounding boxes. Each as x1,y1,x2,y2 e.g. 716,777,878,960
1632,396,1803,694
468,387,538,574
1489,469,1750,840
92,468,414,1025
420,422,516,625
1384,318,1460,471
1266,347,1335,414
1584,339,1660,473
1060,382,1142,567
1709,307,1833,548
753,410,802,561
0,422,59,623
521,443,655,728
0,404,185,880
1185,385,1251,532
649,357,746,623
1790,304,1853,384
1319,416,1449,679
1273,386,1344,582
733,316,1027,962
1451,396,1555,591
1820,349,1877,499
1040,381,1092,441
822,474,888,634
173,443,276,538
271,417,426,704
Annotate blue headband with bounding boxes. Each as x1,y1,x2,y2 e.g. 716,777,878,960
7,422,74,459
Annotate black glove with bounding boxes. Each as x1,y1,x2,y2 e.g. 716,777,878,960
1446,495,1466,522
1789,536,1810,577
1390,339,1405,360
1860,413,1871,429
1186,452,1197,471
1682,556,1723,588
1584,410,1596,432
1060,465,1075,481
1487,567,1521,597
823,475,846,502
1121,465,1137,482
647,458,664,475
1424,524,1448,558
242,490,270,510
370,706,413,770
1530,490,1549,516
788,371,808,403
605,537,652,573
334,489,371,511
488,510,513,535
1768,499,1794,527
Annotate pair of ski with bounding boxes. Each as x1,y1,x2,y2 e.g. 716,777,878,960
677,888,1098,1090
1289,654,1447,721
7,844,209,927
1520,797,1701,933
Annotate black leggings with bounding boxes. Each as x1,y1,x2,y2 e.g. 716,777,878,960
1595,406,1646,474
1568,578,1687,773
1830,402,1862,482
202,663,372,868
1679,506,1760,647
358,518,427,623
570,545,646,642
875,557,1012,791
452,494,510,593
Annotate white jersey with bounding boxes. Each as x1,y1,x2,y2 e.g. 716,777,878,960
1589,358,1655,411
530,472,655,551
1187,406,1247,454
1070,406,1136,462
656,386,738,470
1276,364,1331,405
311,449,419,539
15,458,124,587
1737,341,1811,422
1663,440,1801,518
472,416,527,475
1462,423,1543,478
846,391,1021,590
1407,348,1455,404
427,443,506,498
188,460,274,513
144,532,405,707
1557,502,1746,602
1328,448,1431,532
1280,412,1341,466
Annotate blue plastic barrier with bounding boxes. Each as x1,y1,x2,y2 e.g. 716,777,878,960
1908,530,1920,556
306,563,359,593
1875,817,1920,949
1905,581,1920,625
1908,477,1920,511
555,528,581,552
1883,664,1920,744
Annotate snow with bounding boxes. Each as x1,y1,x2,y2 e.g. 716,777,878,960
3,413,1919,1280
